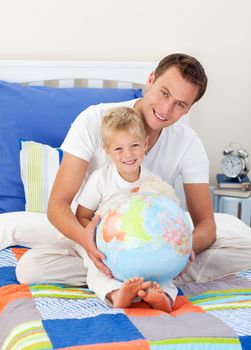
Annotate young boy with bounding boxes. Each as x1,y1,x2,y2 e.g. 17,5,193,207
75,106,180,312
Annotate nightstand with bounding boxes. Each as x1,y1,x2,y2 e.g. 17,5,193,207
213,194,251,227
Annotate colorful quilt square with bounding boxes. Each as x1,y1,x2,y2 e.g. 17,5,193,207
0,284,32,313
34,297,122,320
58,339,149,349
0,248,17,267
239,336,251,350
11,247,29,260
209,309,251,336
0,267,18,286
43,314,144,348
129,311,236,341
150,338,242,350
0,298,42,348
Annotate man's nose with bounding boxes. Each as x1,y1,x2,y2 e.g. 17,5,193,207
162,99,174,115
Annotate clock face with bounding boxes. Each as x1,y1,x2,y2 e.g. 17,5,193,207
221,155,243,178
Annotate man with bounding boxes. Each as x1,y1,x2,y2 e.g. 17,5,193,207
16,53,217,285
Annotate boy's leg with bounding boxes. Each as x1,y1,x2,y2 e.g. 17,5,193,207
140,280,177,312
16,241,87,286
86,259,122,304
86,261,152,307
75,243,123,304
160,280,178,306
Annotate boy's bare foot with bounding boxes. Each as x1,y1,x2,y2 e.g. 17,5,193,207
140,281,172,313
107,277,152,308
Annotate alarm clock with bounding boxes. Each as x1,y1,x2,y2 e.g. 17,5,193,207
220,143,249,179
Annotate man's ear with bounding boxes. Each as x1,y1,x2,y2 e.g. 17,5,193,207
146,71,156,88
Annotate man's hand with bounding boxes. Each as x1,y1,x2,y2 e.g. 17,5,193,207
176,250,195,278
80,215,113,278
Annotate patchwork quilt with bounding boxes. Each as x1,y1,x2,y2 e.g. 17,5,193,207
0,247,251,350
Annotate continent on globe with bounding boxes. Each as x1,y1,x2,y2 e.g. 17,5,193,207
96,192,192,284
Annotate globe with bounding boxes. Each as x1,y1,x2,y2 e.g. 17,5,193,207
96,192,192,284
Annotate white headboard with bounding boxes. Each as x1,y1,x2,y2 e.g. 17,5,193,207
0,60,157,88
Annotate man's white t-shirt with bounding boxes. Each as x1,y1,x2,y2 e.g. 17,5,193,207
77,162,154,211
61,99,209,191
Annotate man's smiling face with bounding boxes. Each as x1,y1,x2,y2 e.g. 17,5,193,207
139,66,199,132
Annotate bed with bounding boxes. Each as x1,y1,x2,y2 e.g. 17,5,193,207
0,60,251,350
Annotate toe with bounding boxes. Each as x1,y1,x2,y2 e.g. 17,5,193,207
138,290,147,298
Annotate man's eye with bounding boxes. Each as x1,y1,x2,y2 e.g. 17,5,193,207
176,101,185,109
161,90,168,97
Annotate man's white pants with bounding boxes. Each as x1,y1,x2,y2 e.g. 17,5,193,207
16,213,251,293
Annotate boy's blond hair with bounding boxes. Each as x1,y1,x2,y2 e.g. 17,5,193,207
101,107,147,147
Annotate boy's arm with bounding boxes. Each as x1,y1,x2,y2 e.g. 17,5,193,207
76,205,95,228
184,183,216,254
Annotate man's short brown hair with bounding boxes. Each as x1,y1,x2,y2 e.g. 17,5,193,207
154,53,207,102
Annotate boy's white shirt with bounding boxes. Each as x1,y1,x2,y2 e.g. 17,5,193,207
77,161,179,218
77,161,175,210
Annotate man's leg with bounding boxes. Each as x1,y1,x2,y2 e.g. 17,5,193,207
16,241,87,286
178,213,251,283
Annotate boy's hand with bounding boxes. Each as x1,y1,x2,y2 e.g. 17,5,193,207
81,215,113,278
177,249,195,278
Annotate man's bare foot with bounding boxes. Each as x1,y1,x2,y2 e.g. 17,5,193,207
140,281,172,313
107,277,152,308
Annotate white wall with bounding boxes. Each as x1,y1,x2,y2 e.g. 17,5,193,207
0,0,250,184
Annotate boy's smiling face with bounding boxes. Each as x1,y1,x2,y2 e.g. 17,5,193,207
105,131,148,183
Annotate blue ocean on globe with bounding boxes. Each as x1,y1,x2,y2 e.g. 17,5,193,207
96,192,192,284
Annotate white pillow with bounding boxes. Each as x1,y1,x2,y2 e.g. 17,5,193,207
0,211,69,250
20,140,62,213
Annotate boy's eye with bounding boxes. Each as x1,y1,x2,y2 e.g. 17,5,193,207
114,147,122,151
132,144,140,148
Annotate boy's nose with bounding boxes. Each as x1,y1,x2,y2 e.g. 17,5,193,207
124,148,133,157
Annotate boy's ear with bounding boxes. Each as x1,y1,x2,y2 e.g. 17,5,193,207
144,136,149,152
104,146,110,156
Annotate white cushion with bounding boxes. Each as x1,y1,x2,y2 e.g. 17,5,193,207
20,140,61,213
0,211,68,250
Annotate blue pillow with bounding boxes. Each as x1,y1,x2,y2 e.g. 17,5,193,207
0,80,142,213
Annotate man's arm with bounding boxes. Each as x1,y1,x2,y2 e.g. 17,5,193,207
47,152,111,275
184,183,216,254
